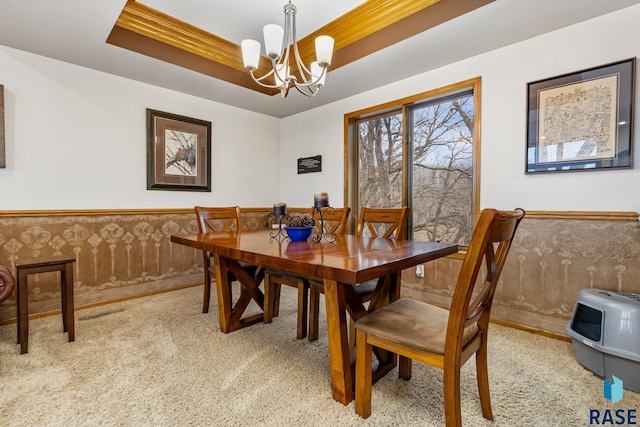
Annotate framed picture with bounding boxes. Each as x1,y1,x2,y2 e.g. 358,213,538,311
1,84,5,168
146,109,211,191
526,58,635,174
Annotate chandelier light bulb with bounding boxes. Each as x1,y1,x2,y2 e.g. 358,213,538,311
315,35,334,66
263,24,284,60
311,61,326,86
241,39,261,70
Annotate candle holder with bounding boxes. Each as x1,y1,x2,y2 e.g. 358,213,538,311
311,206,337,243
268,207,290,240
313,192,329,209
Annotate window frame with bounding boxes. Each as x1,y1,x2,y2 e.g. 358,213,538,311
344,77,482,252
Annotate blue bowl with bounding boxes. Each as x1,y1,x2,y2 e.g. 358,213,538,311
285,226,314,242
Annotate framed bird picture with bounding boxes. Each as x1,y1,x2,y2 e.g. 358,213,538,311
146,109,211,191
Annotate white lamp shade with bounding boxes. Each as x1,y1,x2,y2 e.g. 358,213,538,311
315,35,334,66
263,24,284,59
311,61,327,86
274,63,290,87
241,39,261,70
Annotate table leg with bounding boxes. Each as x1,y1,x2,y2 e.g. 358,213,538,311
323,278,353,404
213,254,265,333
214,255,233,333
323,272,402,404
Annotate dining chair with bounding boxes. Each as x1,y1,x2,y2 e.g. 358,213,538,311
354,208,525,426
194,206,263,314
263,207,350,340
0,264,15,306
307,206,409,342
0,264,16,362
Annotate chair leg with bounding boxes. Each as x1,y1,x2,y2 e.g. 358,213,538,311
348,317,357,364
443,366,462,427
264,274,282,324
295,282,309,339
476,342,493,421
399,355,412,380
355,329,373,419
270,281,282,318
202,267,211,313
308,283,320,341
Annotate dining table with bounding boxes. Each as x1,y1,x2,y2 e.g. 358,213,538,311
170,229,458,404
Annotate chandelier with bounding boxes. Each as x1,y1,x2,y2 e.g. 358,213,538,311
240,1,335,97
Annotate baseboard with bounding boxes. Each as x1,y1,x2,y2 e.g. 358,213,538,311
490,317,571,342
0,282,203,326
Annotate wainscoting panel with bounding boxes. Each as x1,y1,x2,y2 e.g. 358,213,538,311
1,209,638,338
0,208,281,323
402,211,640,336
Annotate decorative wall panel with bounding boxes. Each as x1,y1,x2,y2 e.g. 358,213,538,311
402,214,640,336
1,209,638,338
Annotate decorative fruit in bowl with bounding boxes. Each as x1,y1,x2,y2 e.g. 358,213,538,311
285,214,316,242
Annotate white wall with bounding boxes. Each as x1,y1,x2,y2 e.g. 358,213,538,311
280,5,640,213
0,47,281,210
2,5,639,213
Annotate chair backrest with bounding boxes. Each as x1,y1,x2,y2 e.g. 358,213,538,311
445,208,525,355
0,265,16,304
312,207,351,235
194,206,242,234
356,207,409,240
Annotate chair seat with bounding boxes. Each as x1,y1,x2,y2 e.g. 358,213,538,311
264,269,308,283
355,298,478,355
309,278,377,295
353,279,377,295
239,261,259,277
209,260,258,277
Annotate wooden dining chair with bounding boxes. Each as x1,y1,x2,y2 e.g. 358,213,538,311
263,207,350,340
0,264,16,363
307,206,409,342
354,208,525,426
194,206,263,314
0,265,14,303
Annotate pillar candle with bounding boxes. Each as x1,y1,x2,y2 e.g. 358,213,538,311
313,192,329,207
273,202,287,216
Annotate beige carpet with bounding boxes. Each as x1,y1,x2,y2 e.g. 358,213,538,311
1,285,638,426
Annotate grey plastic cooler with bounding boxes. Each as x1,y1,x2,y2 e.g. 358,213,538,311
567,288,640,393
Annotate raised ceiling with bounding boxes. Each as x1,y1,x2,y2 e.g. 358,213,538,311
107,0,492,96
1,0,639,118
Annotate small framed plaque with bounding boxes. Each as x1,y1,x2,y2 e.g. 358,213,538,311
297,155,322,174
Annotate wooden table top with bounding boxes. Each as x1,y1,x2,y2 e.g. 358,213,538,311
171,230,458,285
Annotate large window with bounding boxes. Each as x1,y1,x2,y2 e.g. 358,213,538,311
347,78,480,246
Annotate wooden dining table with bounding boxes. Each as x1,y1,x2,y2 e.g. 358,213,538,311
171,229,458,404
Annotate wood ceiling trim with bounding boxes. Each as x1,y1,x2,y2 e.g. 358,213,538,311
326,0,495,70
107,0,494,95
107,0,278,95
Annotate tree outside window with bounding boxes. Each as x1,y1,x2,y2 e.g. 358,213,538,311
348,79,479,246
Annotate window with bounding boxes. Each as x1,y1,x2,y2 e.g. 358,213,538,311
346,78,480,246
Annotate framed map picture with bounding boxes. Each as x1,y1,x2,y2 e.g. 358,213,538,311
526,58,635,173
1,85,5,168
146,109,212,191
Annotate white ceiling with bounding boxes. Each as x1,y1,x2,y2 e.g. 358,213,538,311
1,0,639,118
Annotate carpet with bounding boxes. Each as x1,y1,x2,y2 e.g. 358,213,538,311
1,285,638,426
